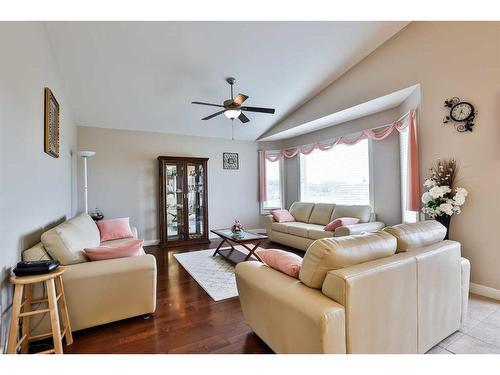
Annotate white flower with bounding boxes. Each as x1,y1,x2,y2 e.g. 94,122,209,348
424,179,436,188
421,192,433,204
455,187,468,197
439,203,454,216
429,186,445,198
453,193,466,206
441,186,452,194
454,206,462,214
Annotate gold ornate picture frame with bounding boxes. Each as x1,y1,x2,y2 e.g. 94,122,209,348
44,87,60,158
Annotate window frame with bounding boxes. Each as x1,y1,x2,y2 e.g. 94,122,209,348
260,158,285,215
298,139,373,207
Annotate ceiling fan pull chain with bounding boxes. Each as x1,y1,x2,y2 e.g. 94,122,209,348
231,119,234,140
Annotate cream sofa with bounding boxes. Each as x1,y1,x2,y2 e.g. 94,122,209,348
22,213,157,335
236,221,470,354
265,202,385,251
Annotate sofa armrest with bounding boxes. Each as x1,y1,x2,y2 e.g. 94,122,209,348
62,254,157,331
264,214,275,234
334,221,385,237
235,261,345,353
460,257,471,329
321,254,418,353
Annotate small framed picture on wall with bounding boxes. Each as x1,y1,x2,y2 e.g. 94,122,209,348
44,87,60,158
223,152,239,170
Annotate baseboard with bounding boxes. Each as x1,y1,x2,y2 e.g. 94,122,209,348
470,282,500,301
144,229,266,245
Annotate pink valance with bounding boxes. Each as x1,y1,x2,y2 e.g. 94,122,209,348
259,109,420,212
263,112,412,162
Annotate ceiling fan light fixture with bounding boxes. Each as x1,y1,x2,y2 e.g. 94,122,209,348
224,109,241,119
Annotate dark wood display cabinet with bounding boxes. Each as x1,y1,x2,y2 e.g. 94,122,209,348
158,156,209,248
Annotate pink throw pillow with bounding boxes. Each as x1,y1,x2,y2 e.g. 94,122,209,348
324,217,360,231
97,217,134,242
271,209,295,223
84,239,145,261
256,249,303,279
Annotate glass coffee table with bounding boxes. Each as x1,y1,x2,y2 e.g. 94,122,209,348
211,229,268,264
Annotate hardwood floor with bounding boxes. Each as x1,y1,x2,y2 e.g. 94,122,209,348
51,238,299,354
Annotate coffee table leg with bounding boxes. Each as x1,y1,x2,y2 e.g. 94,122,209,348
213,238,227,257
243,240,264,262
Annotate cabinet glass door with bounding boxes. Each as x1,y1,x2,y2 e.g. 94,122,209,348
186,162,205,239
165,162,185,241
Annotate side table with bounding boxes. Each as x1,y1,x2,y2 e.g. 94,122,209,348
6,267,73,354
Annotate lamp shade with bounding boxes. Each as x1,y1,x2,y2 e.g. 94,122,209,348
77,151,96,158
224,109,241,119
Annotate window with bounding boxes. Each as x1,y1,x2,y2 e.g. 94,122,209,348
300,139,370,205
262,158,283,211
400,128,419,223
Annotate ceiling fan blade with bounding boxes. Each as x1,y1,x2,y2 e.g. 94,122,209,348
202,110,225,120
233,94,249,106
241,106,275,114
192,101,224,108
238,112,250,123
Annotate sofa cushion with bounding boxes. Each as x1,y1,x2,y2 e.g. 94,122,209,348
41,213,100,265
299,231,397,289
84,239,145,261
308,204,335,225
287,223,323,236
331,205,371,223
101,227,138,246
256,249,303,279
272,222,326,238
271,209,295,223
22,242,52,262
271,222,292,234
289,202,315,223
324,217,360,231
308,228,335,240
97,217,134,242
383,220,447,253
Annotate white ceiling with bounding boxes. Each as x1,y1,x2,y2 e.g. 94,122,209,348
44,21,408,140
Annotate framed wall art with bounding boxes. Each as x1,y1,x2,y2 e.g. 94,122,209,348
223,152,239,170
44,87,60,158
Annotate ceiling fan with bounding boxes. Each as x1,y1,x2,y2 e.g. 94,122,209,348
192,77,275,124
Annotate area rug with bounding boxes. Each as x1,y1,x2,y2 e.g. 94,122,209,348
173,246,257,302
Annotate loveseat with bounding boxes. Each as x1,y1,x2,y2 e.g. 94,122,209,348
265,202,385,251
22,213,157,336
236,220,470,354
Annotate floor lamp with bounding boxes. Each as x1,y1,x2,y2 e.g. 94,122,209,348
77,151,96,214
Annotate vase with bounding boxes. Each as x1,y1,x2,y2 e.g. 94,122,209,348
435,214,451,240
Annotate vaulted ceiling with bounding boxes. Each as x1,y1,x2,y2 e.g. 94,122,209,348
45,21,408,140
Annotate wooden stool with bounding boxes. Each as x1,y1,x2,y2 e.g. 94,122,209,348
7,267,73,354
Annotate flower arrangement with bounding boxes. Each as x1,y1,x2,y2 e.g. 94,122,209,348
421,159,468,238
231,219,243,233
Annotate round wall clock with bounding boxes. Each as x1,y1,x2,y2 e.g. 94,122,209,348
443,97,477,132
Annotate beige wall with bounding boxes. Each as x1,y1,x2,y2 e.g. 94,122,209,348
77,127,261,241
0,22,77,350
262,22,500,290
